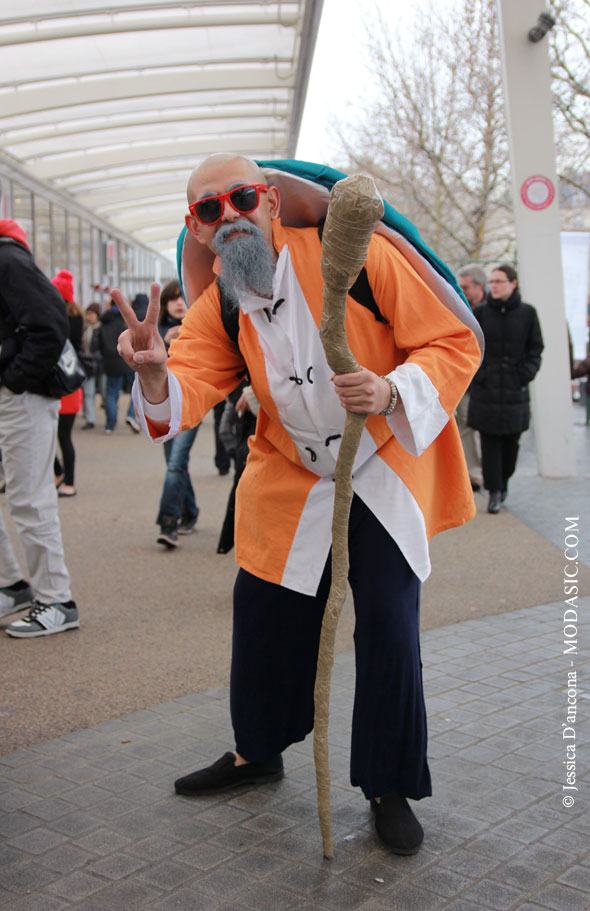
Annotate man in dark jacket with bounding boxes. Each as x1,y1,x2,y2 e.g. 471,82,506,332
468,263,544,513
0,219,79,637
98,300,140,433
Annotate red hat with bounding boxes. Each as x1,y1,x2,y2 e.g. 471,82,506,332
51,270,75,302
0,219,29,249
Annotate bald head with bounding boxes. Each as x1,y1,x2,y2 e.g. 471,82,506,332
184,153,280,255
187,155,266,205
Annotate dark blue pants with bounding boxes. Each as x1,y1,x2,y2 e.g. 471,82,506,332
156,425,200,526
230,496,431,801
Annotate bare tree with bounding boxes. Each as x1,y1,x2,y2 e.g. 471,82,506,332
337,0,513,269
337,0,590,268
549,0,590,200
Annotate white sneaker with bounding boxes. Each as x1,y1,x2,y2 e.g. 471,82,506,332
5,601,79,638
126,416,141,433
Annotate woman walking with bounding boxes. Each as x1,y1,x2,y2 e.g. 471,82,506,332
51,270,83,498
468,264,544,514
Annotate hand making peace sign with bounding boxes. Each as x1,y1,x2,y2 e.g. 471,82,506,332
111,282,169,404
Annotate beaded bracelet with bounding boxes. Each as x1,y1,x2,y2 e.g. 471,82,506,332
379,375,398,415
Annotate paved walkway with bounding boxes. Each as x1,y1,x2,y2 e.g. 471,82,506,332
0,406,588,910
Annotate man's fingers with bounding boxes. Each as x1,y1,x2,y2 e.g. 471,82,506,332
144,282,162,327
110,288,139,330
132,347,166,366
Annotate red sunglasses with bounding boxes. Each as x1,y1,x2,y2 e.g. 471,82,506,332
188,184,269,226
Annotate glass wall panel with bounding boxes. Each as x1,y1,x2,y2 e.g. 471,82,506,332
81,220,94,309
0,177,12,220
68,214,82,305
34,195,52,276
13,182,33,246
53,205,68,278
92,226,102,292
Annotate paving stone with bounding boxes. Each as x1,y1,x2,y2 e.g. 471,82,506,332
557,864,590,892
489,860,553,891
87,794,138,820
0,812,38,838
135,859,196,890
532,882,590,910
7,827,68,855
0,860,57,893
441,848,500,878
192,865,253,899
468,831,524,860
0,790,41,812
456,877,529,909
125,833,184,862
0,750,41,768
45,869,105,900
231,880,298,911
409,866,472,898
355,881,443,910
177,841,237,870
7,894,69,911
49,810,102,836
152,887,221,910
541,827,590,854
72,879,162,910
207,824,268,853
513,842,573,874
37,842,95,874
24,797,77,822
86,851,147,881
75,826,133,855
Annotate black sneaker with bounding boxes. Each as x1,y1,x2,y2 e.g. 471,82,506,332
0,581,34,620
175,752,284,795
157,526,178,549
178,516,197,535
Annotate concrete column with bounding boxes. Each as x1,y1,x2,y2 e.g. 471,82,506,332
496,0,576,478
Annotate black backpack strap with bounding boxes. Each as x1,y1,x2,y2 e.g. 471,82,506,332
217,280,240,347
217,279,249,381
316,221,389,325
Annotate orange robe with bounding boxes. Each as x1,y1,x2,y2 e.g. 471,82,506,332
142,219,481,593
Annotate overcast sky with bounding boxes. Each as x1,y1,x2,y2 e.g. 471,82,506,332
295,0,444,164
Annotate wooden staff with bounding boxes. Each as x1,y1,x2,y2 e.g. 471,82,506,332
314,175,384,859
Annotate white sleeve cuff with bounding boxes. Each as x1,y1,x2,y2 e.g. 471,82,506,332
143,398,171,421
387,362,448,456
132,370,183,443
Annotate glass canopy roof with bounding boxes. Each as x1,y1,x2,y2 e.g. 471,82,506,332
0,0,323,258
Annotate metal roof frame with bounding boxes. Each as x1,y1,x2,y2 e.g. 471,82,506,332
0,0,324,259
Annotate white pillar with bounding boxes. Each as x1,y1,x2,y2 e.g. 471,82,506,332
496,0,576,478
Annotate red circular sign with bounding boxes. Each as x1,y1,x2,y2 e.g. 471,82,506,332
520,175,555,210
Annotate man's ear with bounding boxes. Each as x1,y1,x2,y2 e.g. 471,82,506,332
267,185,280,220
185,213,208,246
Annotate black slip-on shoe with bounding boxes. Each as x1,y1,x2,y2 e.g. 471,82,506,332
371,793,424,855
487,491,502,513
174,751,284,795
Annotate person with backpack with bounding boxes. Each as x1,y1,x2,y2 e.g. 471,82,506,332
114,154,481,855
0,220,79,637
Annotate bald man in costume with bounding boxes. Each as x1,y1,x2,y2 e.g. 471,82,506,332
115,154,481,855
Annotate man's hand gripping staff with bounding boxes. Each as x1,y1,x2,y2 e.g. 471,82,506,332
315,176,384,860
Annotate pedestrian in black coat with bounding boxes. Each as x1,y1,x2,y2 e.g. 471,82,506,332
468,264,543,513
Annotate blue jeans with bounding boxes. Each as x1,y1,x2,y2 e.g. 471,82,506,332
105,374,135,431
156,425,200,526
